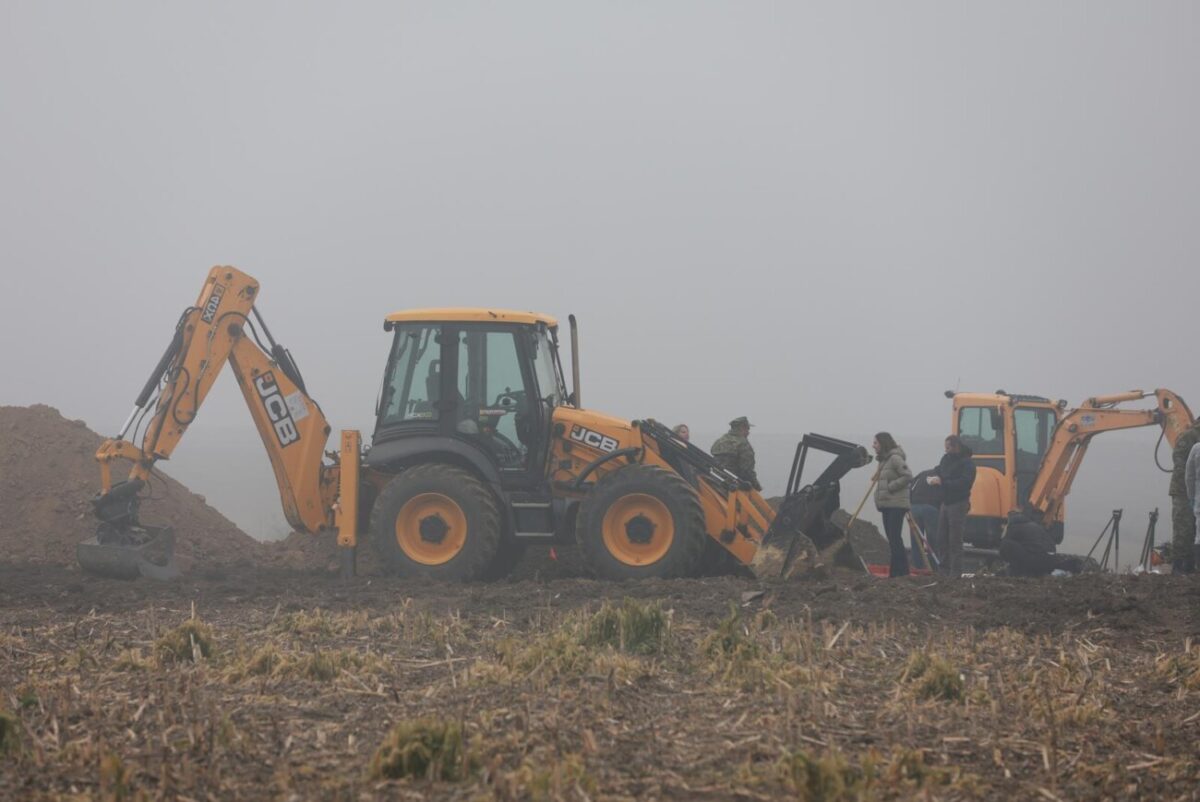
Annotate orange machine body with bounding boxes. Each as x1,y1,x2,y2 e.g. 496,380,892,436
949,389,1194,545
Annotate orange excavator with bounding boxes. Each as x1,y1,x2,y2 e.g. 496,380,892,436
946,389,1194,549
81,266,870,580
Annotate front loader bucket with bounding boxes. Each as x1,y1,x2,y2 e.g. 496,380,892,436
753,489,861,579
752,434,871,579
77,525,181,581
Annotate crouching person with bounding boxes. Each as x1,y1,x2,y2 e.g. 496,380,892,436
999,512,1083,577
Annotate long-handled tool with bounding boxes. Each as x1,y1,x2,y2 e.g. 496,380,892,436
841,475,879,575
906,511,940,570
843,475,878,538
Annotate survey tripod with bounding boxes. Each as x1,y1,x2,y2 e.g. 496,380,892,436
1137,509,1160,572
1085,509,1123,573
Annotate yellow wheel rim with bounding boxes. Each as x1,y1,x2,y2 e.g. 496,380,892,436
601,493,674,566
395,493,468,565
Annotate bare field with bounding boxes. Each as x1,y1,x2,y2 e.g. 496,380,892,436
1,563,1198,801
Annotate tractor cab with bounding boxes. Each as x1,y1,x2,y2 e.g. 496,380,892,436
372,308,568,480
368,309,572,549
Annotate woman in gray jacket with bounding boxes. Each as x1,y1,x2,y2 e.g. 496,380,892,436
873,432,913,577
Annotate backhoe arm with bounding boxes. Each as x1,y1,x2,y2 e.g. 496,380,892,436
1027,389,1194,522
94,266,337,536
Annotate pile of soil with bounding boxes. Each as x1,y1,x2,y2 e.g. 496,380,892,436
830,508,892,565
0,405,265,572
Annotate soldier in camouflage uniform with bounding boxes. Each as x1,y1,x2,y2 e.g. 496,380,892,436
711,416,761,491
1170,419,1200,573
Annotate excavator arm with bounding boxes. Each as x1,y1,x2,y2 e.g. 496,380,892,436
85,266,349,579
1026,389,1194,524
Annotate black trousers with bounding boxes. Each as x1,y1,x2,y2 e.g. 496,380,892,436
880,507,911,577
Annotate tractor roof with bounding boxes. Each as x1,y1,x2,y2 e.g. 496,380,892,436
384,308,558,328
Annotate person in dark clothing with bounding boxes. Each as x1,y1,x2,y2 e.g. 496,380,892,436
999,511,1085,577
908,469,943,567
872,432,912,578
928,435,976,576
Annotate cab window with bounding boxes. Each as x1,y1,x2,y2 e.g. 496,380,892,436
530,329,566,407
958,406,1004,456
455,329,531,469
1015,408,1056,461
379,325,442,426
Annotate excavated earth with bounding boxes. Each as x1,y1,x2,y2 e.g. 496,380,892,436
2,405,1199,799
0,405,265,572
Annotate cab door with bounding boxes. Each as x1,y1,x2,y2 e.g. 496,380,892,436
449,325,547,491
1013,406,1058,507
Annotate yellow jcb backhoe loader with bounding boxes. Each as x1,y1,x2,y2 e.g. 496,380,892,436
946,389,1193,550
83,266,870,581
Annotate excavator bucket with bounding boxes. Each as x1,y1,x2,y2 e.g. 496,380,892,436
751,434,872,579
78,479,181,581
77,525,180,581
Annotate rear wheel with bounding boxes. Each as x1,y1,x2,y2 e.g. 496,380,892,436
577,464,705,579
481,532,527,580
369,464,501,580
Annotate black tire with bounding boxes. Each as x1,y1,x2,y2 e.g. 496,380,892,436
576,464,706,580
696,536,751,577
369,463,501,581
481,533,527,581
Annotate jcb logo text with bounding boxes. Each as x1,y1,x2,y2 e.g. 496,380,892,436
201,283,226,324
570,425,618,453
255,371,300,447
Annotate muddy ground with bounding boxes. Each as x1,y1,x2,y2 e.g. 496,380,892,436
2,559,1198,801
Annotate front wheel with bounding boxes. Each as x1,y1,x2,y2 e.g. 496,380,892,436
369,464,501,580
576,464,706,580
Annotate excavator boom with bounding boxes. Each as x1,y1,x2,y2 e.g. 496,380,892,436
83,266,342,579
1027,389,1194,523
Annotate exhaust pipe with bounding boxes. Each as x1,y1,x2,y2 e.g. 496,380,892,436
569,314,581,408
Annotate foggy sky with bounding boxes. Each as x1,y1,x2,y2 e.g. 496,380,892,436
3,3,1198,555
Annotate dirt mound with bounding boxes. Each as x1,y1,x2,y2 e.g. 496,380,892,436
0,404,264,572
830,509,892,565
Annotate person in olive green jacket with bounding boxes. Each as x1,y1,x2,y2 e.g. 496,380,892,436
711,417,761,490
1170,420,1200,573
873,432,913,578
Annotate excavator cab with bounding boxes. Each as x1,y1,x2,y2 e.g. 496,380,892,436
951,392,1064,548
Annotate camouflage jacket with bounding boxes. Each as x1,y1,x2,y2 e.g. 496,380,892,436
711,432,760,489
1170,424,1200,496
